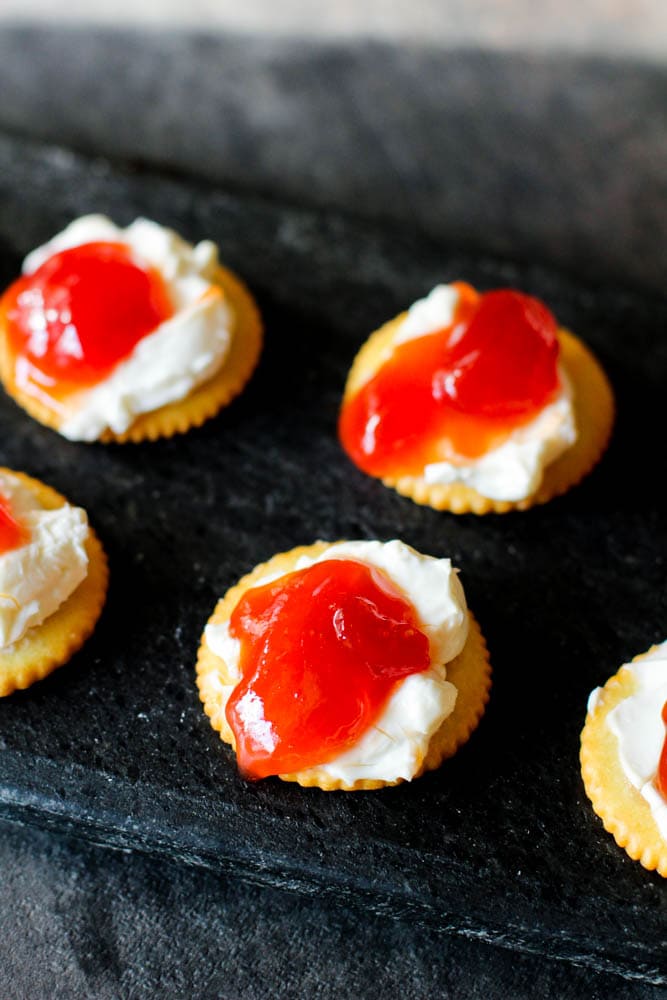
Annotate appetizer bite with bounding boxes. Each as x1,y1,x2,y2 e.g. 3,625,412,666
0,216,262,442
197,539,491,791
581,641,667,877
0,468,108,696
339,283,614,513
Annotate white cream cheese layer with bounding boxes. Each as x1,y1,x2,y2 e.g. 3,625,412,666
383,283,577,502
0,471,89,649
205,539,469,784
603,641,667,840
22,215,233,441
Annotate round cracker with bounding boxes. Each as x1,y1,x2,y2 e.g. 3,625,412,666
0,264,262,443
341,314,614,514
0,469,108,697
196,541,491,791
580,645,667,877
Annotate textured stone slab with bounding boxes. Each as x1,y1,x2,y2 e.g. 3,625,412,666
0,133,665,984
4,818,664,1000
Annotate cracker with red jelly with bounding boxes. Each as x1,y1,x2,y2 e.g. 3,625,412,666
196,540,491,792
581,643,667,877
0,218,262,443
0,469,108,697
339,283,614,513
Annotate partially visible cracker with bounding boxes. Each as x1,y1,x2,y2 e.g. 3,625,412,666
580,645,667,877
0,470,108,697
0,264,263,443
196,542,491,791
341,318,614,514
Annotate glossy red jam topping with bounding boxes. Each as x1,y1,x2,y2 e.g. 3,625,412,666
225,558,431,779
339,283,561,477
0,492,26,554
2,241,173,397
656,700,667,800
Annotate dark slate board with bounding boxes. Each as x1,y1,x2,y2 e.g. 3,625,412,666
0,133,665,985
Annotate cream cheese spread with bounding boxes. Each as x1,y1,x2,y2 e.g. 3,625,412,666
604,641,667,839
22,216,233,441
0,471,89,649
388,283,577,502
205,539,469,783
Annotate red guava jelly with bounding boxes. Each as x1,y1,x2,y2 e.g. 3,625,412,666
339,282,561,477
656,701,667,801
2,241,174,396
0,492,26,554
225,558,431,779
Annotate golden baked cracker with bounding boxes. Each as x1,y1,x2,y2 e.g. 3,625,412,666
196,542,491,791
0,264,263,443
0,470,108,697
580,645,667,877
341,316,614,514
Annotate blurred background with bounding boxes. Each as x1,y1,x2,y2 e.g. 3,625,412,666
0,0,665,289
1,0,666,53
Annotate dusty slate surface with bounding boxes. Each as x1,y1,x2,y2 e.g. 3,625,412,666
0,26,666,294
0,132,665,985
1,818,662,1000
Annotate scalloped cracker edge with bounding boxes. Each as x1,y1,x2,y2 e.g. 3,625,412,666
342,317,614,513
0,469,108,696
0,264,262,443
196,541,492,791
580,644,667,877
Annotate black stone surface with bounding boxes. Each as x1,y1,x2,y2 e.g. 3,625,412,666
1,818,660,1000
0,26,666,293
0,131,665,986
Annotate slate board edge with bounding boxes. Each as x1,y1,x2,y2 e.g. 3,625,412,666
0,751,663,986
